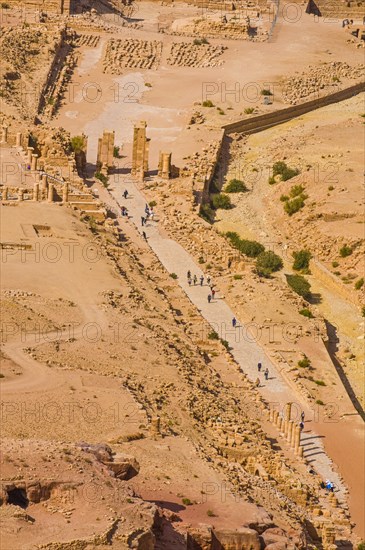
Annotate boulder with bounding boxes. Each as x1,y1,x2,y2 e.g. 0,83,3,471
211,527,261,549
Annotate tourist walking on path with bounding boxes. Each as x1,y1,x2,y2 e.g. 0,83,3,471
193,275,197,285
207,294,212,303
264,368,269,380
200,275,204,286
187,270,191,280
300,421,305,431
142,231,147,241
257,362,262,372
301,411,305,422
207,276,211,285
232,317,237,328
211,288,216,299
123,189,128,199
188,278,192,286
141,216,145,226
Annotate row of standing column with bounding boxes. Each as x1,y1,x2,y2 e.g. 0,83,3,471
269,402,303,457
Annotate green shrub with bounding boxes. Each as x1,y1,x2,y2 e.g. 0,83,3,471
233,274,242,280
170,273,178,279
339,244,352,257
314,379,326,386
212,193,232,210
286,274,311,299
199,204,215,223
280,194,289,202
260,89,273,96
225,232,265,258
207,509,216,517
284,196,305,216
316,399,324,406
202,100,214,107
113,145,121,158
290,184,305,198
298,356,311,368
225,179,247,193
299,308,314,318
362,306,365,317
272,161,299,182
292,249,312,271
208,331,219,340
94,172,109,187
357,542,365,550
332,261,339,268
256,251,283,277
149,200,157,207
71,135,86,153
355,278,364,290
182,498,192,506
221,339,230,350
1,2,10,8
244,107,255,114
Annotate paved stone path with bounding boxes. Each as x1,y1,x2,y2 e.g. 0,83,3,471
96,170,345,499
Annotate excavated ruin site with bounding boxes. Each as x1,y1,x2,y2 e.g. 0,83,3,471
0,0,364,548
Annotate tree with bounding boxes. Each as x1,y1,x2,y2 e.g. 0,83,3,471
212,193,232,210
256,251,283,277
286,274,311,299
225,179,247,193
70,135,86,154
293,250,312,271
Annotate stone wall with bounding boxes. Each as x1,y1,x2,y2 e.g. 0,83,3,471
5,0,71,14
222,81,365,134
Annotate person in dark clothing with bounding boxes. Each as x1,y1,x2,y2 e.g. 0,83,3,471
232,317,237,328
264,368,269,380
257,362,262,372
142,231,147,241
207,294,212,303
141,216,145,226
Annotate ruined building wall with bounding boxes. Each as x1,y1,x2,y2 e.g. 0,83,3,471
5,0,71,14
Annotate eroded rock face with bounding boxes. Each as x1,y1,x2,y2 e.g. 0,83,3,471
211,527,261,550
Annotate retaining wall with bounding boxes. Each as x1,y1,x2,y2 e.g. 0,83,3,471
222,81,365,135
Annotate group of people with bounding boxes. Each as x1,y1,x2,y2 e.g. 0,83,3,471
255,362,270,386
141,203,155,227
186,271,216,302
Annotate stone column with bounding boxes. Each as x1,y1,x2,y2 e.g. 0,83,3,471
287,420,294,443
269,408,274,423
18,188,24,201
31,154,38,172
16,132,22,147
2,187,8,201
297,445,304,458
27,147,34,165
48,183,54,202
33,183,40,201
284,402,291,436
273,411,279,426
277,415,283,431
1,125,8,144
294,425,301,451
63,182,69,203
150,416,161,438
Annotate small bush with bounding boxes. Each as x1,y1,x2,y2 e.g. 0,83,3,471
94,172,109,187
113,145,121,158
244,107,255,114
316,399,324,406
170,273,178,279
261,89,273,96
256,251,283,277
298,356,311,368
212,193,232,210
355,278,364,290
272,161,299,182
328,185,334,191
221,339,230,350
299,308,314,318
225,179,247,193
314,379,326,386
280,194,289,202
149,200,157,207
1,3,10,8
202,100,214,107
362,306,365,317
145,82,152,87
284,196,305,216
286,274,311,299
225,232,265,258
332,261,339,268
71,135,86,154
208,331,219,340
199,204,215,223
292,249,312,271
339,244,352,257
290,184,305,198
207,509,216,517
182,498,192,506
233,274,242,280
